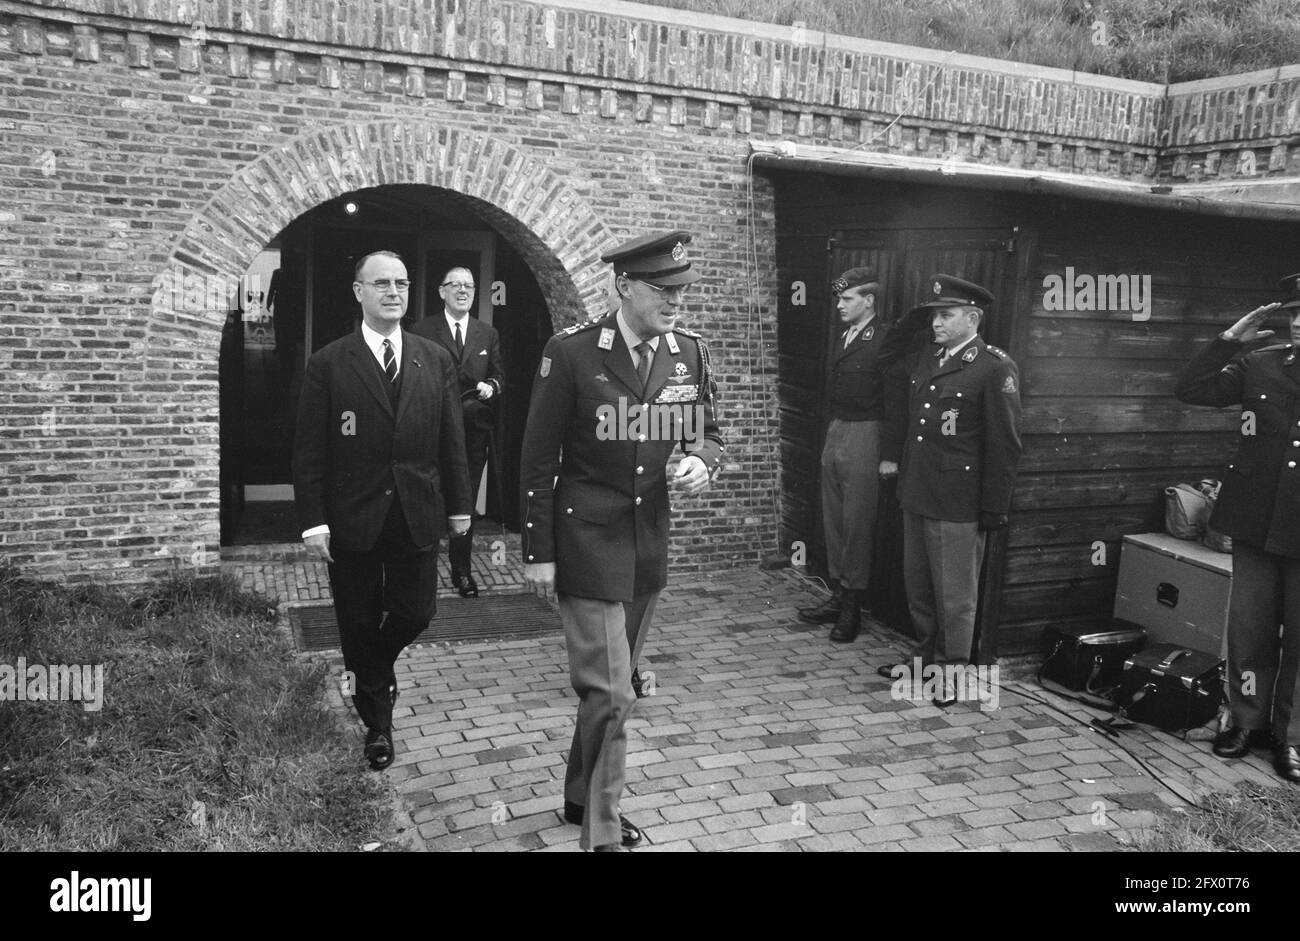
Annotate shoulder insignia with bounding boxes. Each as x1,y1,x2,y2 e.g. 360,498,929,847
986,345,1008,359
962,347,979,363
558,319,603,338
1256,342,1292,355
863,326,874,342
598,327,615,350
674,325,703,339
1002,373,1017,394
664,332,680,355
539,356,551,378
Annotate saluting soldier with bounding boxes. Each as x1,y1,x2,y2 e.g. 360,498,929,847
519,231,725,851
876,275,1022,705
1175,275,1300,784
797,267,902,642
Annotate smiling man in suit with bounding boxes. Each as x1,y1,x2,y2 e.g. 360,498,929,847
293,250,472,771
411,267,504,598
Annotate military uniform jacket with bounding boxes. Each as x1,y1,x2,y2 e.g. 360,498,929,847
519,315,724,602
897,335,1023,522
827,319,904,461
292,329,473,552
1175,336,1300,558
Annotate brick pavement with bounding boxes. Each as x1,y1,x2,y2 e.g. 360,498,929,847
224,539,1281,852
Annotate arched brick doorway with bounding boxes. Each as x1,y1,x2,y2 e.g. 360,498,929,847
150,121,615,555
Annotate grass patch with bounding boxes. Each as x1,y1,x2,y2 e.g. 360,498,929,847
1136,782,1300,851
651,0,1300,82
0,563,391,851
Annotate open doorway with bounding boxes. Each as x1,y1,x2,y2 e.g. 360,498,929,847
218,186,554,546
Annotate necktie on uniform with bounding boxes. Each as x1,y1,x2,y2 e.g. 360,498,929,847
454,322,464,359
382,338,397,385
635,341,652,391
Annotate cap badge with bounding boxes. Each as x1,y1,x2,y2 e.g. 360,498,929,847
962,347,978,363
598,327,615,350
933,281,943,296
671,242,686,262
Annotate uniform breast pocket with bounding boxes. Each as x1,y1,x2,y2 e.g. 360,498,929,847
1241,390,1289,435
937,390,977,435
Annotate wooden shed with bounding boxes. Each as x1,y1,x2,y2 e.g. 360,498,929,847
758,147,1300,656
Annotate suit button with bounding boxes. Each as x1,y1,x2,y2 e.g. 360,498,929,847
636,465,644,474
635,497,642,506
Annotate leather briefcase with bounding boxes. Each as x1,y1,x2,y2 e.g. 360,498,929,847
1119,643,1224,733
1040,623,1147,697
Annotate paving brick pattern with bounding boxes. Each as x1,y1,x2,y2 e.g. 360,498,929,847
224,546,1280,852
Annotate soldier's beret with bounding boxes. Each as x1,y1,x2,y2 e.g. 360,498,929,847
915,274,994,311
601,230,700,286
831,267,879,295
1278,272,1300,309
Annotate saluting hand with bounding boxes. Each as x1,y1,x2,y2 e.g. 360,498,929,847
1224,303,1281,342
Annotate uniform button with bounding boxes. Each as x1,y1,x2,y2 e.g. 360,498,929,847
384,489,392,495
1261,394,1268,399
929,385,936,391
566,507,573,514
636,465,644,474
965,465,971,471
1293,441,1300,448
635,496,642,506
526,522,533,528
916,436,923,442
638,434,647,442
956,392,963,397
919,419,926,424
923,403,930,409
1291,461,1297,469
527,490,534,497
527,555,534,561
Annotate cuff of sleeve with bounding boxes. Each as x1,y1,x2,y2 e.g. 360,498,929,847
449,515,472,521
302,524,330,539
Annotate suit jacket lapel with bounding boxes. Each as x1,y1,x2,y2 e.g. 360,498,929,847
350,331,394,417
394,329,419,427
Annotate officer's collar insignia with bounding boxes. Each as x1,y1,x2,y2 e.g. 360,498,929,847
594,372,609,382
674,362,688,376
962,347,979,363
598,327,615,350
863,326,874,342
933,281,943,296
539,356,551,378
665,332,680,354
671,242,687,262
1002,374,1017,394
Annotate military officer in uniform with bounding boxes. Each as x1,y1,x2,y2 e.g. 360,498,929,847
519,231,724,851
797,267,902,642
876,275,1022,705
1176,276,1300,783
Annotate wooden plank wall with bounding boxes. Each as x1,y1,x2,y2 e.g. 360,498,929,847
769,169,1300,655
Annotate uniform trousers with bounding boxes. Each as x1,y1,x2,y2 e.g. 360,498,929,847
820,419,881,591
328,496,437,734
1227,541,1300,745
902,511,985,665
558,591,659,850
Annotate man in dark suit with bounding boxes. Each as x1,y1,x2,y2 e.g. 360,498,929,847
293,250,472,771
411,267,505,597
519,231,724,851
876,275,1022,705
1176,277,1300,783
797,267,901,642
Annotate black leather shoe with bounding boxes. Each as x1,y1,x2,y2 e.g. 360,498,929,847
829,590,862,643
932,691,959,708
797,594,842,624
631,669,647,698
364,728,395,771
877,663,906,679
562,802,642,847
1274,744,1300,783
451,572,479,598
1212,726,1252,758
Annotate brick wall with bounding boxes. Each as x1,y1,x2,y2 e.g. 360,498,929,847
2,0,1300,584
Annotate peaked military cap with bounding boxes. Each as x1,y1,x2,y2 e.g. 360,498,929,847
602,230,701,286
916,274,994,310
1278,272,1300,309
831,266,880,295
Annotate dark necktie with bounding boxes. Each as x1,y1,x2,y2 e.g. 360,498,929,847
382,339,397,385
454,322,464,359
635,341,652,391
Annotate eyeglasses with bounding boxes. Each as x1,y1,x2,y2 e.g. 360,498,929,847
441,281,476,292
635,280,690,300
359,279,410,293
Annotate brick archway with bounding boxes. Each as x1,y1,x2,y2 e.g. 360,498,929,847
149,120,614,368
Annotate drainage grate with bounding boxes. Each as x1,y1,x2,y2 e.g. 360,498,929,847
288,593,561,652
